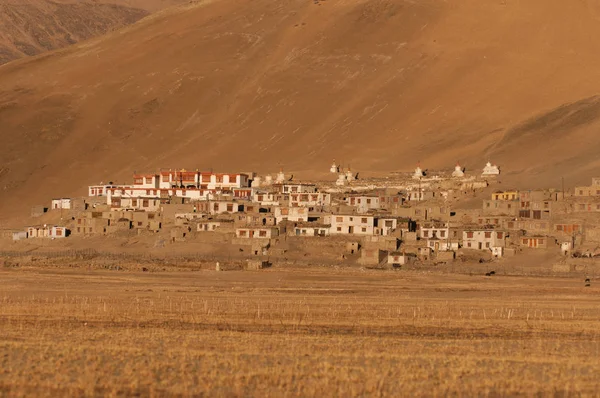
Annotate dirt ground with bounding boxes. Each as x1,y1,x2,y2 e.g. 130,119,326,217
0,267,599,396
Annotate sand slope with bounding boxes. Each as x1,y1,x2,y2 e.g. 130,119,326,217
0,0,189,64
1,0,600,218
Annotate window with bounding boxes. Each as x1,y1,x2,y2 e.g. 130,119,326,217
467,242,472,248
497,232,503,239
486,242,490,248
557,225,563,231
336,217,343,222
77,219,82,225
467,232,474,238
539,239,544,245
239,230,247,237
486,202,491,208
137,222,142,227
484,232,491,238
143,200,149,208
214,203,219,211
361,218,368,224
385,220,393,227
362,227,367,233
440,231,446,238
337,227,342,232
227,204,233,212
507,204,512,209
423,230,429,238
56,229,63,236
77,227,81,233
367,199,371,204
580,190,584,195
523,239,528,244
259,230,267,237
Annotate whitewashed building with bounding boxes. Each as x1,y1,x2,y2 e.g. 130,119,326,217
326,214,375,235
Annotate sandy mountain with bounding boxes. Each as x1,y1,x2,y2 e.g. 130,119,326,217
0,0,188,65
1,0,600,220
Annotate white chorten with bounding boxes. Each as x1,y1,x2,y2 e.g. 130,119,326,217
452,163,465,178
265,175,273,185
336,173,348,186
482,162,500,176
345,168,354,181
251,176,262,188
276,169,285,183
413,165,425,179
330,160,339,174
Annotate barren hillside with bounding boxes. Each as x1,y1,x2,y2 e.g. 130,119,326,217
2,0,600,219
0,0,188,64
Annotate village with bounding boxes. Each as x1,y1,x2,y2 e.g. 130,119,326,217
5,160,600,272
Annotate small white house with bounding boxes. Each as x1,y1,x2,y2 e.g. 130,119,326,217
387,252,416,266
463,230,506,250
426,238,459,252
49,226,68,238
51,198,72,210
327,214,375,236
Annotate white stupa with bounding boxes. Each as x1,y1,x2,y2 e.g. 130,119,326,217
264,175,273,185
452,163,465,178
336,173,348,186
345,168,354,181
251,176,262,188
276,169,285,183
330,160,339,174
482,162,500,176
412,165,425,179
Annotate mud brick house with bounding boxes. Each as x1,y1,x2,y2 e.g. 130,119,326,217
235,227,279,239
274,207,308,223
289,192,331,208
574,178,600,197
482,199,518,216
491,191,519,201
274,183,317,194
293,223,330,237
520,236,549,249
504,220,551,235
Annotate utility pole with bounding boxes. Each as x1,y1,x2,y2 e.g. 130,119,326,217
562,176,565,200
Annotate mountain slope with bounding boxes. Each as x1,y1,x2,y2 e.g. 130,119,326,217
1,0,600,219
0,0,188,65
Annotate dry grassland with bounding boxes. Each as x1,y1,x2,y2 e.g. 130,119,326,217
1,268,599,396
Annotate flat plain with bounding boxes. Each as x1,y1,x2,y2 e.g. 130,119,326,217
1,267,599,396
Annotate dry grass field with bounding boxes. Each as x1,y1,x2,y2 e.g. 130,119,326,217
1,267,600,396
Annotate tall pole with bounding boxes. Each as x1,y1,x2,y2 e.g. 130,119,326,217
562,176,565,200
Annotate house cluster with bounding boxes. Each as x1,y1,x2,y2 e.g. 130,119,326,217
14,165,600,266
